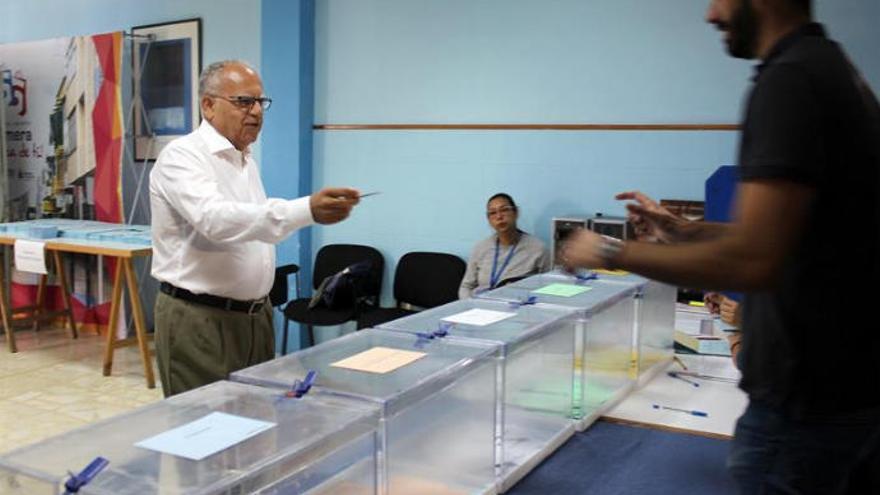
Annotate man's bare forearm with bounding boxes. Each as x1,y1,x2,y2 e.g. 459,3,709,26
673,220,731,242
615,235,772,291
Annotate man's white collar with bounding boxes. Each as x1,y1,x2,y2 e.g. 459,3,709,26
198,120,250,157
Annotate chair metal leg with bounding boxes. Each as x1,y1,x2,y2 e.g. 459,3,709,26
281,317,290,356
308,325,315,348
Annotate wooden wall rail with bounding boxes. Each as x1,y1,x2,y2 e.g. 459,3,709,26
314,123,739,131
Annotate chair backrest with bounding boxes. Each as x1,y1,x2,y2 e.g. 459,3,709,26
269,264,300,307
313,244,385,300
393,251,466,308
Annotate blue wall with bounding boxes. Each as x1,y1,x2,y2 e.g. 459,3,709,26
262,0,314,271
314,0,750,123
311,0,880,306
261,0,314,351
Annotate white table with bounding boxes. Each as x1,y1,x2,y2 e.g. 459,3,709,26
603,353,748,439
0,224,155,388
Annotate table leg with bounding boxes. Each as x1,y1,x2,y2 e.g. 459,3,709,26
0,253,15,353
102,261,124,376
52,251,78,339
32,273,47,333
123,258,155,389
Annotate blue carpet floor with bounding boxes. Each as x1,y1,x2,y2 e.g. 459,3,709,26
508,420,736,495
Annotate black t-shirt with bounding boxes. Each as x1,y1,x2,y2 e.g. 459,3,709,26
737,23,880,418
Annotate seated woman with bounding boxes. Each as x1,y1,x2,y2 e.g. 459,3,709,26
458,193,551,299
705,291,743,367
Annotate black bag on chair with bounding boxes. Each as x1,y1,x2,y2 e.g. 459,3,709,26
308,261,372,310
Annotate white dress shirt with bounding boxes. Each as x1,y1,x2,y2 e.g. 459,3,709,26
150,120,313,300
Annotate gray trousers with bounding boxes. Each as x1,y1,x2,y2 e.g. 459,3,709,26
154,292,275,397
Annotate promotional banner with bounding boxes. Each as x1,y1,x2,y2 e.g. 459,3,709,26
92,32,124,224
1,37,65,220
1,32,125,333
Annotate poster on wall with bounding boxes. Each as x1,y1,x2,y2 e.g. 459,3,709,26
0,89,7,219
0,33,124,221
132,18,202,161
0,32,126,333
1,36,67,221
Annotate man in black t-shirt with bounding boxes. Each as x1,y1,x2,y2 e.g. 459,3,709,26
561,1,880,493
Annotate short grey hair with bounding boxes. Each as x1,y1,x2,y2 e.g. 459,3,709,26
198,60,256,97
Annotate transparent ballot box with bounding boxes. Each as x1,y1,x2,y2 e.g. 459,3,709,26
376,298,578,492
478,272,640,431
0,380,381,495
231,328,499,495
589,270,676,385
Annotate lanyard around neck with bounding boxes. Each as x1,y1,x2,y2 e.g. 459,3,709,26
490,235,520,289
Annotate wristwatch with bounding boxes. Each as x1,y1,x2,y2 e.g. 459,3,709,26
596,235,624,268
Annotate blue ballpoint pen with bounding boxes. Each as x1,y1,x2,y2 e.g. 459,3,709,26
668,371,700,387
652,404,708,417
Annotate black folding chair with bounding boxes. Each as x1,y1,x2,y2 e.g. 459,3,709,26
279,244,384,351
357,251,465,329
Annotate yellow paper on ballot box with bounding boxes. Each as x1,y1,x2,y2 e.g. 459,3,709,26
331,346,427,374
593,268,630,276
532,283,592,297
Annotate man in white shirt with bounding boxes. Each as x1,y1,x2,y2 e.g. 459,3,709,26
150,60,359,397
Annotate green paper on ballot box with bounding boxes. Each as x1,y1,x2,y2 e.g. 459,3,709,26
532,283,592,297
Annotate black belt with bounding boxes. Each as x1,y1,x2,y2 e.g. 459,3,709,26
160,282,268,315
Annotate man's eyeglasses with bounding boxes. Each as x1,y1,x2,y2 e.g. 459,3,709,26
486,206,515,217
210,94,273,111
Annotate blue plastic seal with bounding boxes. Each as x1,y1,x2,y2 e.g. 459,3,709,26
508,295,537,308
574,271,598,284
433,322,452,337
286,369,317,398
415,322,454,347
64,457,109,494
